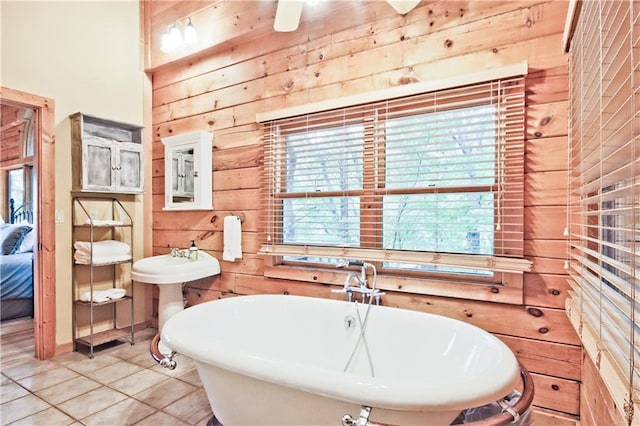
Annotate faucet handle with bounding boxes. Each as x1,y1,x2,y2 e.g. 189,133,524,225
336,259,365,268
170,248,189,258
336,259,350,269
371,289,385,305
333,287,354,302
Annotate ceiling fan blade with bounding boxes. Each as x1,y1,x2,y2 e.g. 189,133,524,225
274,0,304,32
386,0,421,15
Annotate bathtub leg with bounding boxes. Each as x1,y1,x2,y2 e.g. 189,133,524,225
342,406,372,426
150,332,177,370
206,415,223,426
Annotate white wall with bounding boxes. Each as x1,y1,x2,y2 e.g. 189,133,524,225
1,0,149,347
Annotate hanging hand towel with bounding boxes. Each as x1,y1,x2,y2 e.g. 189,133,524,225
223,215,242,262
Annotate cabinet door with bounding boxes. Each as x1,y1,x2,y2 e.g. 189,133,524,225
115,143,144,193
83,138,114,191
172,152,194,197
171,156,180,193
183,155,195,194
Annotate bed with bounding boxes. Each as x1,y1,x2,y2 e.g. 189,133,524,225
1,200,35,321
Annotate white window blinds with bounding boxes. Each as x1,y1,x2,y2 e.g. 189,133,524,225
566,0,639,423
260,73,531,275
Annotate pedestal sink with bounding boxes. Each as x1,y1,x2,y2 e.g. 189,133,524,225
132,251,221,355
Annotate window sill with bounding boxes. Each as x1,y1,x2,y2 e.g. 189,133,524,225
263,264,524,305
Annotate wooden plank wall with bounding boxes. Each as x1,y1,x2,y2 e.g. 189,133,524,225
148,0,580,419
0,105,25,165
580,352,621,425
1,104,30,220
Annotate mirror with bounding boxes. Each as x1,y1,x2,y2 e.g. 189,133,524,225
162,131,213,210
171,148,194,201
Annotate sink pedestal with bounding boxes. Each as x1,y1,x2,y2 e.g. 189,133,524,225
158,283,185,332
131,251,221,356
155,283,185,357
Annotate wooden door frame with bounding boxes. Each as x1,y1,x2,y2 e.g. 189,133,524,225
1,87,56,359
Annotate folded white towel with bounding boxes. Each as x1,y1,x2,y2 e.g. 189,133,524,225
80,288,127,303
223,215,242,262
74,253,132,265
108,288,126,300
80,290,110,303
74,240,130,257
74,240,131,264
84,219,125,227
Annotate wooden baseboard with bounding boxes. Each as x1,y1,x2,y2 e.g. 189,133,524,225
54,341,74,356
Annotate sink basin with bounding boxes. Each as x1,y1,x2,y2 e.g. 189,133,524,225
132,251,221,354
132,251,221,285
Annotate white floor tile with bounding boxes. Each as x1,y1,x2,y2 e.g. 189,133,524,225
85,360,143,385
133,377,197,409
56,386,127,420
132,410,189,426
109,369,168,396
0,394,51,425
16,367,78,393
81,398,156,426
162,389,212,425
35,376,101,405
7,406,75,426
0,381,29,403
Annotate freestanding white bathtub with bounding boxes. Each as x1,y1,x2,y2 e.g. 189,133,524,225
161,294,520,425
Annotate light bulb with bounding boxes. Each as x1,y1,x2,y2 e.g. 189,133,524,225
160,26,173,52
184,18,198,45
169,24,182,50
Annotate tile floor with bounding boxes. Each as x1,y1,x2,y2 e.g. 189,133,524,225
0,328,213,426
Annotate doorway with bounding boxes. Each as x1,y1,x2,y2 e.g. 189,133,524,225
1,87,56,359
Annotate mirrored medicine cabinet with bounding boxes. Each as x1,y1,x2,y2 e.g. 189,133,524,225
162,131,213,210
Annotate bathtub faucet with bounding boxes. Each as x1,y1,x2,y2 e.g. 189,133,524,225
334,260,385,304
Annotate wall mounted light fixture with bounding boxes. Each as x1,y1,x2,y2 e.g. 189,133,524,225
160,18,198,53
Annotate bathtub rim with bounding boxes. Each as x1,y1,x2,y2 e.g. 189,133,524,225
161,294,521,412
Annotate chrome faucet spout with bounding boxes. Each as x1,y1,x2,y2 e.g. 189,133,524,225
344,271,363,288
334,260,383,305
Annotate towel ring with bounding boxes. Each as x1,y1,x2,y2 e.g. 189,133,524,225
230,213,245,223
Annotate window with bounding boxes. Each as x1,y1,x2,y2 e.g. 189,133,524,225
260,67,530,294
566,0,639,422
6,165,33,224
8,168,24,208
381,105,497,276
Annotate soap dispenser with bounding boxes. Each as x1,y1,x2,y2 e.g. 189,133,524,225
189,240,199,261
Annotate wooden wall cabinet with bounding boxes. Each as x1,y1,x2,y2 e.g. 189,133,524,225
71,112,144,194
